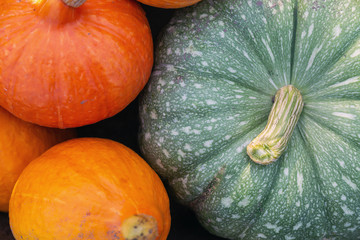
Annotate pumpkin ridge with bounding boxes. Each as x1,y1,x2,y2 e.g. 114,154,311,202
219,13,281,91
188,164,227,208
301,34,360,95
290,0,360,92
296,119,342,236
153,63,273,97
297,32,360,93
289,1,298,85
302,109,360,150
239,151,286,237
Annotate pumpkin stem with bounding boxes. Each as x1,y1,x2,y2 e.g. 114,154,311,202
122,214,158,240
62,0,86,7
247,85,304,165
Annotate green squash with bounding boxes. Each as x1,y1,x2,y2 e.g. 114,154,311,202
139,0,360,239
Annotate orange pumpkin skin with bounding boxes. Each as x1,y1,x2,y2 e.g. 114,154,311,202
0,107,75,212
137,0,201,8
0,0,153,129
9,138,171,240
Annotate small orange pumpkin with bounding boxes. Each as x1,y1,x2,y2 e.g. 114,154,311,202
0,0,153,128
9,138,171,240
0,107,75,212
137,0,201,8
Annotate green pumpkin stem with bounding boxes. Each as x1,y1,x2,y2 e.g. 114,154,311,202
247,85,304,165
62,0,86,8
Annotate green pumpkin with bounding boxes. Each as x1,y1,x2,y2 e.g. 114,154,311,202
139,0,360,239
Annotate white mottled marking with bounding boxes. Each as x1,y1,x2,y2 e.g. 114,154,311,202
285,235,296,240
262,38,275,63
332,112,356,120
297,172,303,195
329,77,359,88
194,83,203,88
293,222,302,230
264,223,282,233
220,31,225,38
351,49,360,58
228,67,237,73
166,65,176,71
306,44,323,71
262,17,267,24
304,11,309,19
184,143,192,151
238,196,250,207
206,99,217,105
341,195,347,201
308,23,314,37
243,50,251,61
145,132,151,141
177,149,185,158
257,233,267,239
301,31,306,39
341,205,354,215
221,197,233,208
284,168,289,176
342,175,358,190
268,77,278,89
156,159,165,170
338,159,345,168
150,111,158,119
204,140,213,147
333,25,342,38
206,126,213,131
171,130,179,136
162,149,170,158
201,61,209,66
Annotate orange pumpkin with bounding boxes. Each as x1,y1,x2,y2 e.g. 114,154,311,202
137,0,201,8
0,107,75,212
0,0,153,129
9,138,171,240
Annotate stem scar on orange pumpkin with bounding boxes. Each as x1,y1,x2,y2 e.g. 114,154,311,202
9,138,171,240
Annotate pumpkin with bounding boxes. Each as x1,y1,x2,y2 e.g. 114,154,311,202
0,0,153,129
9,138,171,240
0,106,74,212
137,0,201,9
139,0,360,239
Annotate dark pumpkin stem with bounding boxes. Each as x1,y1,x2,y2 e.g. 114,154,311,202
247,85,304,165
62,0,86,7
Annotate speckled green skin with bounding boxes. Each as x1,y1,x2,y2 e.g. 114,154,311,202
139,0,360,239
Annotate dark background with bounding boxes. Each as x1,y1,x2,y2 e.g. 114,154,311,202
0,3,226,240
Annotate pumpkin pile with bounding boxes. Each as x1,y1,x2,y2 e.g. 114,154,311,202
1,0,360,239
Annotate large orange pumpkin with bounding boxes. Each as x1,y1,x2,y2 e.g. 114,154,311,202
0,0,153,129
137,0,201,8
9,138,171,240
0,107,74,212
